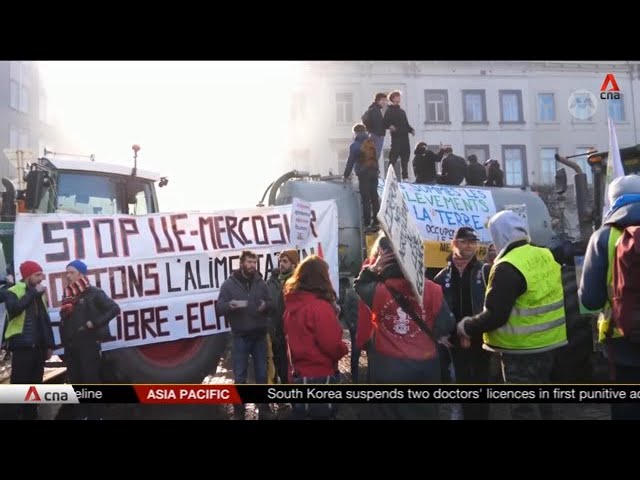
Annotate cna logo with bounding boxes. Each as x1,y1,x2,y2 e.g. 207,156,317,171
568,89,598,120
0,385,78,403
600,73,621,99
24,386,41,401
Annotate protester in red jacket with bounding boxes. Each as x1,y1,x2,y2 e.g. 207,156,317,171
283,255,348,419
354,235,455,420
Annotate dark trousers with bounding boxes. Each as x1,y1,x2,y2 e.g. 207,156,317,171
389,138,410,180
10,347,48,420
365,349,440,420
611,364,640,420
290,374,340,420
501,351,553,420
440,345,491,420
65,337,102,419
349,327,361,383
358,170,380,226
232,333,268,416
271,335,289,384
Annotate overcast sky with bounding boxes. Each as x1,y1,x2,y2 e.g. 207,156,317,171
38,61,303,212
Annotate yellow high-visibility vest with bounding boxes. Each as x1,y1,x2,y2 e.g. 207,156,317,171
483,244,567,353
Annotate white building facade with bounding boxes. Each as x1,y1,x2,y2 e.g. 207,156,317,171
287,61,640,188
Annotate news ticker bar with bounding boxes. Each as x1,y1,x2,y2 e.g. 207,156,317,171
4,384,640,404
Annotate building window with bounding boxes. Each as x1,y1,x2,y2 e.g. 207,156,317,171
39,92,48,123
336,93,353,124
608,95,625,122
575,147,594,184
464,145,490,163
9,61,30,113
537,93,556,122
499,90,524,123
291,92,306,122
424,89,449,123
502,145,527,187
9,126,29,150
540,147,558,185
462,90,487,123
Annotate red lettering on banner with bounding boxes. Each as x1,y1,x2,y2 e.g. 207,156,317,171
134,385,241,404
171,213,195,252
94,219,118,258
119,218,139,257
148,216,175,253
65,220,91,259
42,221,70,262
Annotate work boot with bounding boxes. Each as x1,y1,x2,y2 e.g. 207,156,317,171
232,404,246,420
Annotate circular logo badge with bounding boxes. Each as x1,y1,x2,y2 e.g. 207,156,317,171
568,89,598,120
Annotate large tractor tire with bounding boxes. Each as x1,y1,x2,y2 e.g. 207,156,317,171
102,333,229,384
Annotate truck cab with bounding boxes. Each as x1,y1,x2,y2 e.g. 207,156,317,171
0,153,228,384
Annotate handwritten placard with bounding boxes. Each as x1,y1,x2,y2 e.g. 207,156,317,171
378,166,425,302
377,179,497,242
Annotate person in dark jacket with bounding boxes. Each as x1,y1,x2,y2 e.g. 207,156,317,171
362,92,388,171
457,211,567,420
216,250,273,420
412,142,441,184
283,255,347,420
465,155,488,186
579,175,640,420
344,123,381,231
485,159,504,187
434,227,490,420
266,249,299,384
383,91,414,181
438,147,467,185
354,235,455,420
60,259,120,419
4,261,54,420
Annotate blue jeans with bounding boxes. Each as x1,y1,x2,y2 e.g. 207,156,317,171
369,133,385,174
232,333,268,384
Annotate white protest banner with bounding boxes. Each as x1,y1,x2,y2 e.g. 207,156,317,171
504,204,529,231
291,197,312,246
378,166,425,302
14,200,339,353
377,179,497,242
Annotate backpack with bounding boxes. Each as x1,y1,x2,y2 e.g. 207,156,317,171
359,139,377,169
611,226,640,342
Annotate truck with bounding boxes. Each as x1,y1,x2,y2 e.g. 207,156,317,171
0,150,229,384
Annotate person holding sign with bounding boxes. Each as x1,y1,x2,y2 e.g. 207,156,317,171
216,250,273,420
456,211,567,420
354,235,455,420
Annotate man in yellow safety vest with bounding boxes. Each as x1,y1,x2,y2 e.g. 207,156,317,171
457,210,567,420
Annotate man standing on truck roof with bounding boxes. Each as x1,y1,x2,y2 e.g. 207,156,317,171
456,210,567,420
60,259,120,420
579,175,640,420
383,91,414,181
4,261,54,420
361,92,388,173
216,250,274,420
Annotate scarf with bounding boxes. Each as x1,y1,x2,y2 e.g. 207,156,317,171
60,276,91,318
451,254,472,276
278,269,293,285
